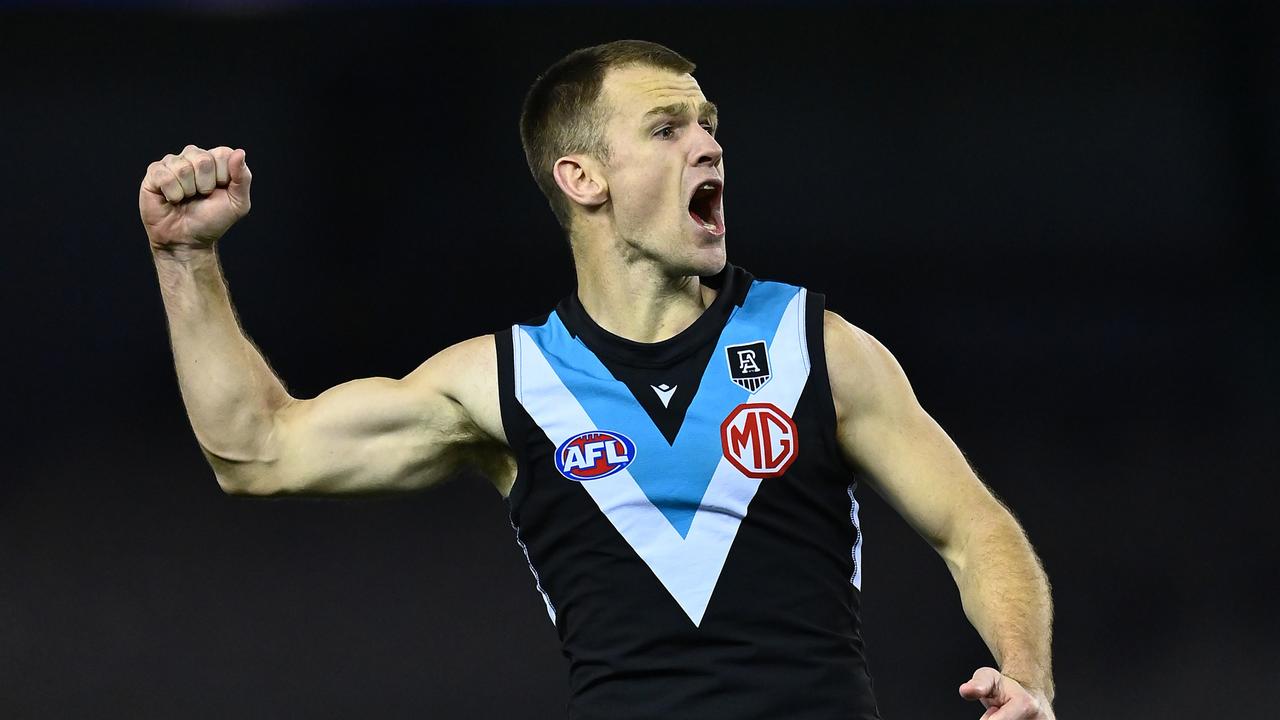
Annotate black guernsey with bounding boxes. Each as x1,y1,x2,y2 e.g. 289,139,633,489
494,264,880,719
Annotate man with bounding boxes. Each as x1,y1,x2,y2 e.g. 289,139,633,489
140,40,1054,719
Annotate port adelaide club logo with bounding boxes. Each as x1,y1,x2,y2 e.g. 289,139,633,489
725,340,771,393
555,430,637,482
721,340,796,478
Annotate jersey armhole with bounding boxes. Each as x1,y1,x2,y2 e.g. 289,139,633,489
493,327,530,506
804,291,853,477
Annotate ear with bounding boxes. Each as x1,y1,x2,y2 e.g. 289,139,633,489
552,154,609,210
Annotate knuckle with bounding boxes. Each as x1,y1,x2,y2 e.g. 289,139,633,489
196,156,215,172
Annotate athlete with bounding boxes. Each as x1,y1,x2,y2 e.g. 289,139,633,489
140,40,1054,719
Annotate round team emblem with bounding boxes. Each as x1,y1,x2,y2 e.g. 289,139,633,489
720,403,798,478
555,430,637,482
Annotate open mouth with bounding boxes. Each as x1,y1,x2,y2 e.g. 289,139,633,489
688,179,725,236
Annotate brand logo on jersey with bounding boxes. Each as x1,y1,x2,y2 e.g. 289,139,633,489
725,340,771,393
555,430,637,482
720,403,797,478
651,383,677,407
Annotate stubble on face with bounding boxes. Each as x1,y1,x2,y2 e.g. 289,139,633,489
595,65,725,277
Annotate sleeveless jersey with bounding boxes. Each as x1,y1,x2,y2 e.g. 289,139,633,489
494,264,880,719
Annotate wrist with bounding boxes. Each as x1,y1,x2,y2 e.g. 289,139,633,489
1002,669,1054,704
151,243,218,265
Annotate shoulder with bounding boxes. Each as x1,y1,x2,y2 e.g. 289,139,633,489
822,310,917,423
823,310,897,385
404,334,496,395
402,334,504,445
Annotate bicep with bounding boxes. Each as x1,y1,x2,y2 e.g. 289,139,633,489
826,312,1003,564
225,336,496,496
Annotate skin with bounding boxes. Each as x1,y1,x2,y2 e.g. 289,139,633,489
142,64,1053,719
551,64,727,342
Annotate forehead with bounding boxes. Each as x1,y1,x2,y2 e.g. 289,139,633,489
600,65,708,120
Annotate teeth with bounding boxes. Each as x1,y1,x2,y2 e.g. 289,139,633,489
700,182,716,191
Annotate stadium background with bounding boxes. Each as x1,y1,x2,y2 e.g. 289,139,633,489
2,2,1275,717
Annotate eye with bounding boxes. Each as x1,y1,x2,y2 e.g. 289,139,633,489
654,126,676,139
701,122,716,135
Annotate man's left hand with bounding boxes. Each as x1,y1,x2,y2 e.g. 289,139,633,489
958,667,1054,719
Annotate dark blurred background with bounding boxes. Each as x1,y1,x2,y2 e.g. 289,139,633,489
1,1,1276,718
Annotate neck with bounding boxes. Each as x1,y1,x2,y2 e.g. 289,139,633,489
572,246,717,344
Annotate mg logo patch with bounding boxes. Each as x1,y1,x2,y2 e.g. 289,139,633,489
719,403,798,478
555,430,637,482
725,340,771,393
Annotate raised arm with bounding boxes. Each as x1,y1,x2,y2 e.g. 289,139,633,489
824,311,1055,719
141,145,508,497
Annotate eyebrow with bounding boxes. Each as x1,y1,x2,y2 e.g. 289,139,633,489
642,100,719,124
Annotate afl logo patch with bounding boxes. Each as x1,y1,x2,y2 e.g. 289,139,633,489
720,403,798,478
725,340,771,393
555,431,637,482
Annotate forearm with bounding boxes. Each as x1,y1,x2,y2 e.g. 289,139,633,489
950,510,1055,701
152,246,292,470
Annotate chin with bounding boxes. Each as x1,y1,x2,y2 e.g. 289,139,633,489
697,246,727,276
682,242,726,278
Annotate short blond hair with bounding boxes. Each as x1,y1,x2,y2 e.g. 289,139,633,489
519,40,696,234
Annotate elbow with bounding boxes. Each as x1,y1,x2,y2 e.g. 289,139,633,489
215,471,262,496
198,410,295,497
213,468,276,497
205,449,289,497
938,501,1023,576
216,474,252,496
198,404,294,496
214,470,294,497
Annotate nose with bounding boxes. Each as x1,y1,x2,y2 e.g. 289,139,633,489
690,126,723,168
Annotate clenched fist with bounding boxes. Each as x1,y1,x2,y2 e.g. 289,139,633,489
139,144,252,252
